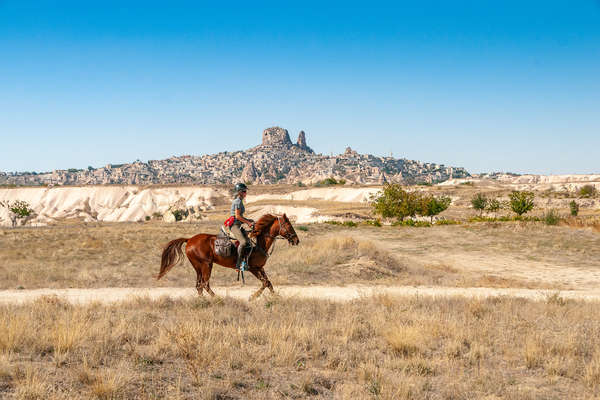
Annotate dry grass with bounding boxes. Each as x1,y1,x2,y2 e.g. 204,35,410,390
1,295,600,398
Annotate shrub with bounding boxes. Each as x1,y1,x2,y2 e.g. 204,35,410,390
365,219,382,227
171,209,185,222
435,219,461,225
0,199,34,227
145,216,151,221
543,209,560,226
570,200,579,217
371,184,422,222
509,191,535,216
297,226,309,231
342,221,358,227
392,219,432,227
486,199,501,216
471,193,488,215
315,177,345,186
579,185,597,198
421,195,451,222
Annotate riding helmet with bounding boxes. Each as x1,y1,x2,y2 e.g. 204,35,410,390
234,183,248,192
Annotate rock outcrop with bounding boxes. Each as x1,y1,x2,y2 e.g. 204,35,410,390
297,131,314,153
261,127,292,147
1,127,470,186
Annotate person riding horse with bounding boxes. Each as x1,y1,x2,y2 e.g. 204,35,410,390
229,183,254,271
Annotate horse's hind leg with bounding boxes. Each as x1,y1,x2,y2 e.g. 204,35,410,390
194,268,204,296
189,254,215,297
202,262,216,297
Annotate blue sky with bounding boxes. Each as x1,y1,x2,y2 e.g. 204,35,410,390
1,1,599,174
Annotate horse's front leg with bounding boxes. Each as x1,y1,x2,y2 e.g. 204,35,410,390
248,268,273,301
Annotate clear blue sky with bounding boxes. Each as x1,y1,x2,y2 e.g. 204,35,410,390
1,1,599,174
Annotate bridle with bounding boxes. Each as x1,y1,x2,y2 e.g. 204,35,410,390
253,215,296,258
274,215,296,241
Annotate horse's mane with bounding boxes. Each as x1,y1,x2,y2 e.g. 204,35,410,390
250,214,277,238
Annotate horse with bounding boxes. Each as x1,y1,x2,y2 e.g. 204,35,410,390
156,213,300,300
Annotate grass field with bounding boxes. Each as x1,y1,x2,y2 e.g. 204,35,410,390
1,219,600,290
1,294,600,399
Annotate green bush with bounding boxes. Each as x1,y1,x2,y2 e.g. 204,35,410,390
171,209,185,222
569,200,579,217
579,185,597,198
145,216,151,221
0,200,34,227
543,209,561,226
371,184,422,222
421,195,451,222
342,221,358,228
297,225,309,231
315,177,345,186
509,191,535,216
471,193,488,215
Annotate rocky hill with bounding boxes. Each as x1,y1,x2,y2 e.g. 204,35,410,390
0,127,469,186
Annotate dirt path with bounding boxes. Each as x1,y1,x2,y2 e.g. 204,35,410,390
1,285,600,305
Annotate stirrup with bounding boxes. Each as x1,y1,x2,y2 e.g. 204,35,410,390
239,260,248,272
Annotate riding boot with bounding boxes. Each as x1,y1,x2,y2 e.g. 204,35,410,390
236,244,246,271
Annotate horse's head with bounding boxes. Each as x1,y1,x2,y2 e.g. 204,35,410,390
277,214,300,246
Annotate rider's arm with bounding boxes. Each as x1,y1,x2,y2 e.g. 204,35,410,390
235,209,254,226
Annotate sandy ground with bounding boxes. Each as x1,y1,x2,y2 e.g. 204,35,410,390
2,284,600,305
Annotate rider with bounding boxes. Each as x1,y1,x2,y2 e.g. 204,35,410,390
230,183,254,271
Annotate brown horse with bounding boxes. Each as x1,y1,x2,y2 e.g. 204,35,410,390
157,214,300,300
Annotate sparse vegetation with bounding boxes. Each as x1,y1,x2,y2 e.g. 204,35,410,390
509,191,535,216
543,209,561,226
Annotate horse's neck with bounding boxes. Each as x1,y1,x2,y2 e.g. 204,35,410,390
258,220,278,252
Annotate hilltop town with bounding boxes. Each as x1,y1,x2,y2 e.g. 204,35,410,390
0,127,469,186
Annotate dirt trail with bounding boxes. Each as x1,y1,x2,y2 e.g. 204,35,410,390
1,285,600,305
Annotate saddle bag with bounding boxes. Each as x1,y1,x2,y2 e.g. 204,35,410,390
214,228,237,257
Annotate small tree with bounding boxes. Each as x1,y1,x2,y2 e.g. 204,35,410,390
579,185,597,198
0,200,34,227
421,195,452,222
471,193,488,216
486,198,501,217
509,191,535,216
569,200,579,216
371,184,422,222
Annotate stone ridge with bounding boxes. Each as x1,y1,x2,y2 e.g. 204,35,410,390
1,128,470,185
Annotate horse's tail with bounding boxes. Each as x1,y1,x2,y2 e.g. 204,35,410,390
157,238,188,280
